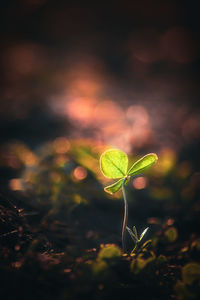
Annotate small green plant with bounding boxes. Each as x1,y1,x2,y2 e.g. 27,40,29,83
126,225,149,254
100,149,158,253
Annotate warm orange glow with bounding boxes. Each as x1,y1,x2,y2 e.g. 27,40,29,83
24,152,38,166
66,97,97,126
73,166,87,180
166,218,175,226
70,78,101,97
147,218,160,225
154,148,176,175
132,177,148,189
9,179,23,191
7,144,38,167
7,155,21,169
94,100,123,124
12,261,22,268
64,268,72,273
14,245,21,251
126,105,149,125
53,137,70,154
54,155,68,166
125,105,154,150
48,62,155,153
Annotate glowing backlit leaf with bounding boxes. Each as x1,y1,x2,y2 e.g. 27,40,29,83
104,177,129,194
100,149,128,178
139,227,149,241
128,153,158,176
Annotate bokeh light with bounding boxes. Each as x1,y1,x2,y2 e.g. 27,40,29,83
53,137,70,154
9,179,24,191
132,176,148,190
73,166,87,181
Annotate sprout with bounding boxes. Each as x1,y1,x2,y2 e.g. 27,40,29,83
100,149,158,253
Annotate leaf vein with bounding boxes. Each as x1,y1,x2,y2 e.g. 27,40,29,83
107,156,125,176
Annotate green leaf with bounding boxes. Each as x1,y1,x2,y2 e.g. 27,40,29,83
126,226,138,242
104,178,124,194
104,177,129,194
132,226,138,241
100,149,128,179
139,227,149,241
128,153,158,176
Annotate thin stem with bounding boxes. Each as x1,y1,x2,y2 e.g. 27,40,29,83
122,178,128,253
131,242,138,255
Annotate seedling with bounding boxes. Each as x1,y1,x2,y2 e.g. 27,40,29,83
126,226,149,253
100,149,158,253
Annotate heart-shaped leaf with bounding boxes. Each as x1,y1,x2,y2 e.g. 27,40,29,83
100,149,128,179
128,153,158,177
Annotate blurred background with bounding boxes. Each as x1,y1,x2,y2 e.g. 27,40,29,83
1,2,200,299
1,0,200,149
0,0,200,207
1,0,200,207
1,0,200,215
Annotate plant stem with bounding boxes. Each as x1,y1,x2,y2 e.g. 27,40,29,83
122,178,128,253
131,243,138,255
